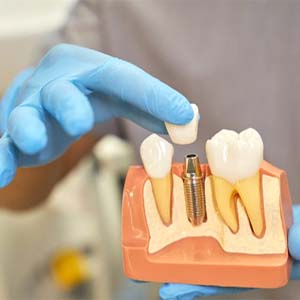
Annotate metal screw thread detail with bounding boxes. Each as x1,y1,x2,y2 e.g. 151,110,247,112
183,154,206,226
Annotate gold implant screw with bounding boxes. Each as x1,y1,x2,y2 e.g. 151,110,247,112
183,154,206,226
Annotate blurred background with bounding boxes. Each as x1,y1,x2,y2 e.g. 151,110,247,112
0,0,299,300
0,0,75,91
0,0,159,299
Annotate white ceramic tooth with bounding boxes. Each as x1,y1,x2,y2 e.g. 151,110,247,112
206,128,265,237
140,134,174,179
165,103,199,145
140,134,174,225
206,128,263,184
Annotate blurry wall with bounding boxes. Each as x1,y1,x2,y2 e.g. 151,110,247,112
0,0,76,93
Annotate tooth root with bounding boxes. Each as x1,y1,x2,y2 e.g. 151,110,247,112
211,176,239,233
150,173,172,225
235,172,265,238
211,173,265,237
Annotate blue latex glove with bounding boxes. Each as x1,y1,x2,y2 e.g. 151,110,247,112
160,204,300,300
0,44,194,187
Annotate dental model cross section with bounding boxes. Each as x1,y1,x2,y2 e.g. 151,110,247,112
140,134,174,225
122,128,293,288
165,103,199,145
206,128,265,237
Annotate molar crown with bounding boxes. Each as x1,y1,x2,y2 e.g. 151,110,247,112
206,128,263,184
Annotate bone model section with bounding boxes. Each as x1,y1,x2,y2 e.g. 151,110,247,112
206,128,265,238
144,174,285,254
140,134,174,225
165,103,199,145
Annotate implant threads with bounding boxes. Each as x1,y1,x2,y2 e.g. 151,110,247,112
183,154,206,226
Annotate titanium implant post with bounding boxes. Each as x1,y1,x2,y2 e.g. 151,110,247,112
183,154,206,226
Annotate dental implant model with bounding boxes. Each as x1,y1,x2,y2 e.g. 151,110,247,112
183,154,206,226
122,119,293,288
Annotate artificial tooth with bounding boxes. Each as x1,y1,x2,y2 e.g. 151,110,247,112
206,128,265,237
165,103,199,145
140,134,174,225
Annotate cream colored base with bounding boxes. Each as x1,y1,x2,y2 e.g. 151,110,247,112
144,174,286,254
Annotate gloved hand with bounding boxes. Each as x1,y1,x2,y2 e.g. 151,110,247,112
159,204,300,300
0,44,194,187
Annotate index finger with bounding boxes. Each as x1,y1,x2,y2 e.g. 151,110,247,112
78,58,194,125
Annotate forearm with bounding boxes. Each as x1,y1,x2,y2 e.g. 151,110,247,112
0,133,99,211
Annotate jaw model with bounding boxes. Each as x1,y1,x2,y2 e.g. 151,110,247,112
122,122,294,288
